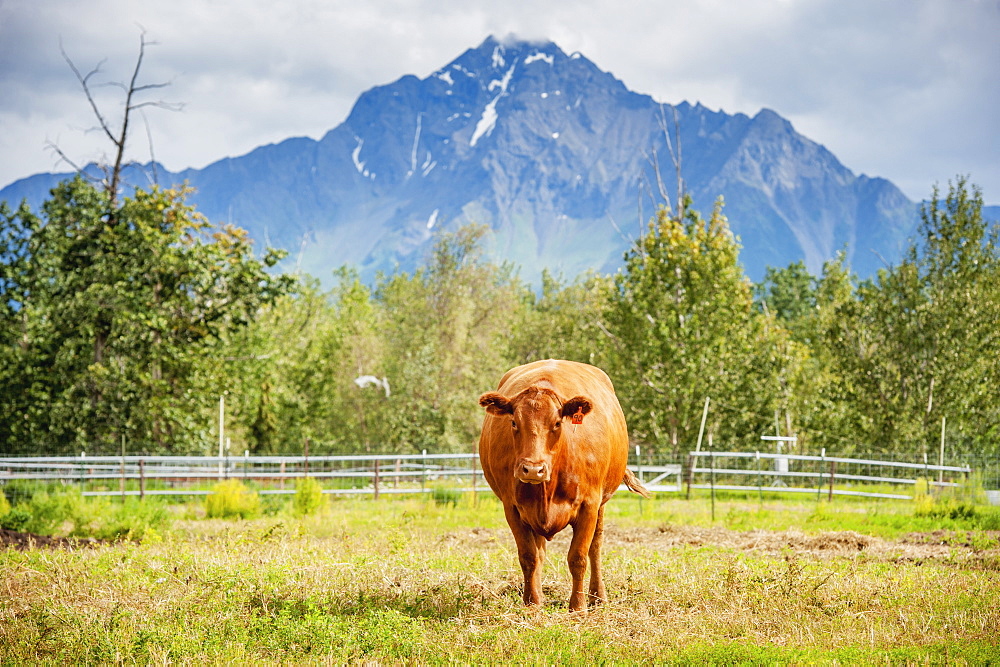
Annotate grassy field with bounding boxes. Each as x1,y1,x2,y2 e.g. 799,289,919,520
2,490,999,664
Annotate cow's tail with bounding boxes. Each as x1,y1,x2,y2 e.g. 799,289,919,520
623,468,651,498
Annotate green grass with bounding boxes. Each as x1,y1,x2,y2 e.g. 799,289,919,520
2,492,999,663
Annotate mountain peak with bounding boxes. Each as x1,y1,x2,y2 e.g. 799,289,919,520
0,37,919,285
444,34,570,81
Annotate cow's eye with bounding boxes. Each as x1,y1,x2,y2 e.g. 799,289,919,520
511,420,517,429
553,421,561,430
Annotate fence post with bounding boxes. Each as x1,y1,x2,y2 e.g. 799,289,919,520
923,452,932,493
817,448,825,502
685,453,694,499
471,453,478,507
709,452,716,522
139,459,146,501
373,457,380,500
636,445,644,516
756,451,763,505
421,449,427,495
121,435,126,502
304,438,310,477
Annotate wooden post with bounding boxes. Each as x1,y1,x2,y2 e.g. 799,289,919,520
709,452,716,522
939,417,946,486
471,453,478,507
120,434,126,501
828,460,836,501
756,451,763,506
817,448,825,502
695,397,709,453
394,458,401,489
304,438,310,477
280,460,286,490
139,459,146,500
685,454,694,499
636,445,644,516
373,458,381,500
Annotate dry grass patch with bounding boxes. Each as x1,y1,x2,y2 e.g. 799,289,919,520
2,497,999,663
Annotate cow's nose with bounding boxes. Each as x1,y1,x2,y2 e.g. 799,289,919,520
516,461,547,484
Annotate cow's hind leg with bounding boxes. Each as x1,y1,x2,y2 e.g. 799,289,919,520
504,504,545,607
587,504,607,606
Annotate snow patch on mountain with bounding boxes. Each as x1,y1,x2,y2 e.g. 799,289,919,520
491,46,506,69
524,52,554,66
472,65,515,147
408,114,422,178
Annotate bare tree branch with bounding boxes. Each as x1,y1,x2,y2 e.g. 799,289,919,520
658,103,685,220
56,29,182,209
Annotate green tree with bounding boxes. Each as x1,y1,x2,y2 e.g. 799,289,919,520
509,269,614,366
374,225,527,453
0,177,293,454
603,199,792,458
755,260,817,342
821,178,999,459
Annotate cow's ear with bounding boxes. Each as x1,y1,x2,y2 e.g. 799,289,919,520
561,396,593,421
479,392,514,415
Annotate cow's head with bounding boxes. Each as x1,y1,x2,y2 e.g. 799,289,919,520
479,387,592,484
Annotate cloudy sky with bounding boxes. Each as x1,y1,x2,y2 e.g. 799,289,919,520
1,0,998,203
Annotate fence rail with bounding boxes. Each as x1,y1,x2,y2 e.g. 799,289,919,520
686,450,973,501
0,451,974,503
0,453,682,499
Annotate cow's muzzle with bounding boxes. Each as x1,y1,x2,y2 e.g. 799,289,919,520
515,459,548,484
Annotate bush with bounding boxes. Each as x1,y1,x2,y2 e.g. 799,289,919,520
0,490,81,535
0,490,10,517
205,480,261,519
68,497,172,542
292,477,326,515
431,485,460,508
0,506,32,532
914,474,987,522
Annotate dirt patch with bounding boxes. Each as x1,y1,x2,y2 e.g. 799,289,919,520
601,524,1000,567
0,528,102,551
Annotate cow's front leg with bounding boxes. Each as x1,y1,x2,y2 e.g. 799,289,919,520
504,504,544,606
587,504,607,606
567,503,600,612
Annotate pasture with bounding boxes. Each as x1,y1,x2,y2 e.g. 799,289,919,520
2,492,999,664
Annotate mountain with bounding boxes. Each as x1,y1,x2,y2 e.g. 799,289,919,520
0,36,921,284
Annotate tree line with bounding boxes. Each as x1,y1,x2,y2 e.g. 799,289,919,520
1,176,997,464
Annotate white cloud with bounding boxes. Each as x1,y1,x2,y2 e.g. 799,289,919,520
1,0,997,202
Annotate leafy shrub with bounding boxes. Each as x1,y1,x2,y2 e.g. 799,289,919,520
0,490,82,535
0,489,10,517
431,485,460,508
914,474,987,523
205,480,261,519
0,506,32,532
292,477,326,515
68,497,172,542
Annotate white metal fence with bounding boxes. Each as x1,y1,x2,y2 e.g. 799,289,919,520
0,453,682,500
0,450,971,502
686,450,972,501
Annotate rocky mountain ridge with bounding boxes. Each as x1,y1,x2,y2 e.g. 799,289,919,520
0,36,924,284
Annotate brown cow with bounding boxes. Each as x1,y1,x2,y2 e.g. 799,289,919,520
478,359,649,612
